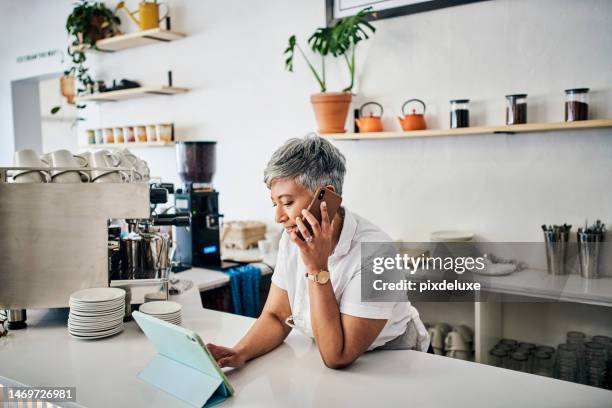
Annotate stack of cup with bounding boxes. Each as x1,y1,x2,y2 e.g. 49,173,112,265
12,149,49,183
42,149,90,183
82,150,130,183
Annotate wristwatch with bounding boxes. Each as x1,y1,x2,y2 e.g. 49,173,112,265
305,270,330,284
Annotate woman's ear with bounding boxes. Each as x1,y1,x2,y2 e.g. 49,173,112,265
324,184,336,193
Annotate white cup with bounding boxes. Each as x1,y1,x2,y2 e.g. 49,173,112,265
13,149,49,183
83,150,122,181
258,239,273,255
430,322,451,355
14,170,47,183
265,230,282,250
42,149,88,183
93,171,129,183
444,330,469,352
115,149,143,181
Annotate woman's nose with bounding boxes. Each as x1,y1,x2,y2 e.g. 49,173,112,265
274,206,287,224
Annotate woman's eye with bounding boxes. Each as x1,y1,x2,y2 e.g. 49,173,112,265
283,202,293,207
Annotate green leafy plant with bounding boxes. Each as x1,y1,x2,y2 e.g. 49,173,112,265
51,0,120,116
284,7,375,93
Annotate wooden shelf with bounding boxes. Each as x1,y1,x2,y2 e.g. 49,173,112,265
327,119,612,140
77,29,186,52
79,141,175,149
76,86,189,103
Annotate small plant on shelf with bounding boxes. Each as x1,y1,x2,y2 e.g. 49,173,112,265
52,0,121,117
284,7,375,133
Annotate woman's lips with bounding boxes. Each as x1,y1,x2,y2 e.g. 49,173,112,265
285,226,298,234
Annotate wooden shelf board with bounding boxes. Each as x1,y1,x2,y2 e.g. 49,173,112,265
327,119,612,140
74,29,186,53
76,86,189,102
79,141,175,149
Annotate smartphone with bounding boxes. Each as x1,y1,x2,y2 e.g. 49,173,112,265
296,186,343,240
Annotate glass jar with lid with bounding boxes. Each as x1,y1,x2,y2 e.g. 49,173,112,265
565,88,589,121
506,94,527,125
450,99,470,128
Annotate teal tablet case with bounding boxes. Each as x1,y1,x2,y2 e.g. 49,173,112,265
132,311,234,407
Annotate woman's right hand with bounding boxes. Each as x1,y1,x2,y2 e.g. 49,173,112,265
207,343,246,368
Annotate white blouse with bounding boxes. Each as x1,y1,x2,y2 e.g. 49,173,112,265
271,208,429,351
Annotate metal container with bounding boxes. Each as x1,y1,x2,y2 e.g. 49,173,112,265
543,229,570,275
577,232,604,279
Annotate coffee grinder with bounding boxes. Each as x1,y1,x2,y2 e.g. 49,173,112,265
174,141,237,271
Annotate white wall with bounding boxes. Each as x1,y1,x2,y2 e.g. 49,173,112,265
1,0,611,244
39,77,78,153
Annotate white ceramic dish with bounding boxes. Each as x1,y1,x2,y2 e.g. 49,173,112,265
139,301,182,316
70,288,125,303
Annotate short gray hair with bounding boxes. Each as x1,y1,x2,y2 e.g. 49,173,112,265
264,134,346,195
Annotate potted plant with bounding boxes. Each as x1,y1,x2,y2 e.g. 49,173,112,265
284,8,375,134
52,0,120,115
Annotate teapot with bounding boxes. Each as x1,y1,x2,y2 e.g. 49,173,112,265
117,1,169,31
355,102,384,133
398,99,427,131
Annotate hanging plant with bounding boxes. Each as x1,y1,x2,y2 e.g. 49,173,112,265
51,0,120,116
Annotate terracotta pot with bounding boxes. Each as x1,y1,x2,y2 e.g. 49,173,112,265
310,92,352,134
60,75,76,105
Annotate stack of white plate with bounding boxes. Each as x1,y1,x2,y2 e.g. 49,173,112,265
68,288,126,340
138,301,182,325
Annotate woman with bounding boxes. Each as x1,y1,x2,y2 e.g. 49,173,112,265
208,135,429,369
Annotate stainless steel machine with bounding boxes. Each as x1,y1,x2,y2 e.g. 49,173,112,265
0,165,187,328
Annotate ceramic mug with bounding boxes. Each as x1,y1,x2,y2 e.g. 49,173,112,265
115,149,143,181
83,150,121,181
42,150,89,184
13,149,49,183
93,170,130,183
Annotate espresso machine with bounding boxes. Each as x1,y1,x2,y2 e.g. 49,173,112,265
173,141,237,271
108,182,190,308
0,159,190,328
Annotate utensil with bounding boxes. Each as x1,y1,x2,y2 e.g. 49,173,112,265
398,99,427,131
355,102,384,133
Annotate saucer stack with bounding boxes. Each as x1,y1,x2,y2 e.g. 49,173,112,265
138,301,182,326
68,288,126,340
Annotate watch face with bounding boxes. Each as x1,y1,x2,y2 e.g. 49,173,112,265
318,270,330,284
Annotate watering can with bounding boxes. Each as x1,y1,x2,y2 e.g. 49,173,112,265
398,99,427,131
355,102,384,133
117,1,169,31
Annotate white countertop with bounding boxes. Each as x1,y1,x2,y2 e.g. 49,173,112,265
1,286,610,408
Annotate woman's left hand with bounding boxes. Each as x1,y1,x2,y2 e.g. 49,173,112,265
289,201,336,274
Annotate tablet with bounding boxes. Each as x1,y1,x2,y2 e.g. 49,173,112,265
133,311,234,407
